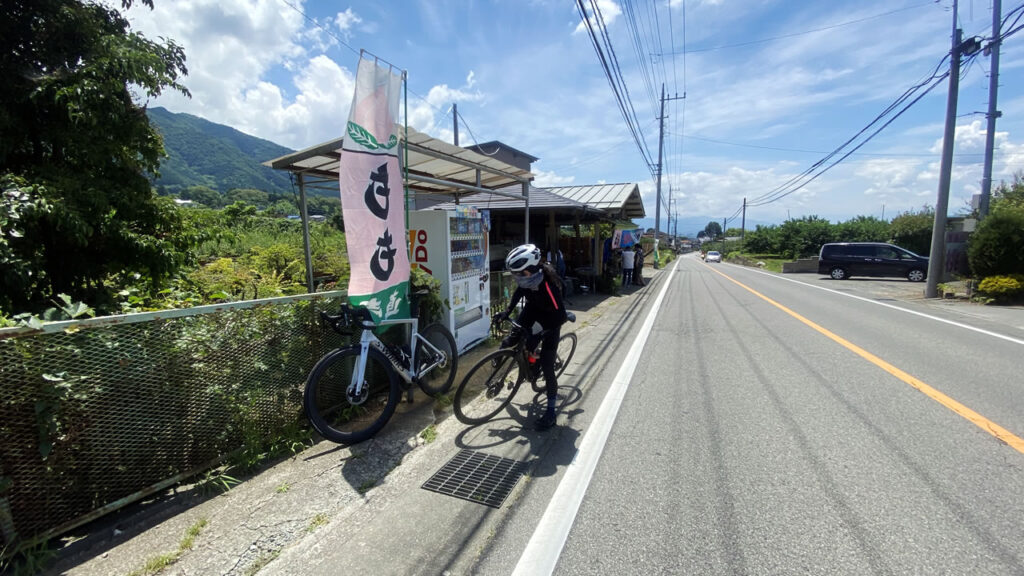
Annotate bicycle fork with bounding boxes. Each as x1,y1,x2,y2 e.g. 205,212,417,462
348,332,374,406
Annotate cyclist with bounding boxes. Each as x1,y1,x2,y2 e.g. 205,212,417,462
494,243,568,430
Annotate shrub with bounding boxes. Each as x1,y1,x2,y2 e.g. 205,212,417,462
968,208,1024,277
977,274,1024,302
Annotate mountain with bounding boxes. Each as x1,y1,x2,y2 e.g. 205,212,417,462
634,215,780,239
147,107,296,196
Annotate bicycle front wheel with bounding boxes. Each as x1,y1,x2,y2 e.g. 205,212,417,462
304,346,401,444
416,322,458,397
453,348,524,425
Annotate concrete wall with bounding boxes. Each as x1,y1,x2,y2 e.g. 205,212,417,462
782,258,819,273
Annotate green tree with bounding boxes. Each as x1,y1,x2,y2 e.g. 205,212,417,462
968,207,1024,277
0,0,190,314
704,221,723,239
226,188,270,207
742,224,781,255
990,172,1024,214
889,206,933,256
835,215,890,243
775,216,835,259
182,185,224,208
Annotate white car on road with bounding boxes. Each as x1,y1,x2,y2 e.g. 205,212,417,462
705,250,722,263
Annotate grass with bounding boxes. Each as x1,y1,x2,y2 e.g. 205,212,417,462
0,541,56,576
196,470,241,496
419,425,438,444
244,550,281,576
306,513,329,532
275,482,290,493
125,517,208,576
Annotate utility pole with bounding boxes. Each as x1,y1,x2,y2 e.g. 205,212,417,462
926,0,961,299
979,0,1002,219
741,197,746,241
654,83,685,269
452,103,459,146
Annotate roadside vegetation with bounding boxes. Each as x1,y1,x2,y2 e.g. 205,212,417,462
698,175,1024,305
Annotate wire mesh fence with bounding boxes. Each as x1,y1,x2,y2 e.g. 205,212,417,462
0,291,349,551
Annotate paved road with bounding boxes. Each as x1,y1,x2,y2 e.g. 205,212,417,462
47,254,1024,576
538,256,1024,575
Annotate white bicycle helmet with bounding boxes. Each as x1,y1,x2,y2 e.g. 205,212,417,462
505,243,541,273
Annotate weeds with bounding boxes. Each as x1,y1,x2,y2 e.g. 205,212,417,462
275,482,290,493
419,425,437,444
433,393,453,408
306,513,328,532
196,470,241,496
244,549,281,576
0,540,56,576
124,517,208,576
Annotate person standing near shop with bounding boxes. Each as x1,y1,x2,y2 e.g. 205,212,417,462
633,244,645,286
621,245,635,287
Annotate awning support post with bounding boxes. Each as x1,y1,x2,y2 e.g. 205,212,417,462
298,172,315,292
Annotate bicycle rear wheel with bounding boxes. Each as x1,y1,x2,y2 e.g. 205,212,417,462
554,332,577,378
415,322,457,397
304,346,401,444
531,331,578,393
453,348,524,425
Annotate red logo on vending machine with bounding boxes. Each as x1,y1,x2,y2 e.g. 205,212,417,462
409,229,432,275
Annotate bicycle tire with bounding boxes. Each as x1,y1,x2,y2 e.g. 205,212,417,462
415,322,458,397
304,346,401,444
531,331,578,393
453,348,524,425
554,332,577,378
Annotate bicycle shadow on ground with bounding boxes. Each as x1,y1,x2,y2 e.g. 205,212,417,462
450,382,585,479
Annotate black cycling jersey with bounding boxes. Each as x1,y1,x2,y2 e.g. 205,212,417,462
506,276,567,329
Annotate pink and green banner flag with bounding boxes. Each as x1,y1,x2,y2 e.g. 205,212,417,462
339,55,410,321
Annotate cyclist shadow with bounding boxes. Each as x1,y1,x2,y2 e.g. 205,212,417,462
452,383,585,479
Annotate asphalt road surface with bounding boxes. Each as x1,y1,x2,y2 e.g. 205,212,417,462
526,255,1024,575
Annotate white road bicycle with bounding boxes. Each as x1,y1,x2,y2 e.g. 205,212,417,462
304,302,457,444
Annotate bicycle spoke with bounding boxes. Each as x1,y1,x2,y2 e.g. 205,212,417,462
305,347,400,443
454,350,523,425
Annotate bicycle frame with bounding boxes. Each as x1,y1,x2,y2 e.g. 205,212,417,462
350,316,447,397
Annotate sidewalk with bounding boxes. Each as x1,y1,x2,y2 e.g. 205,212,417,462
42,267,663,576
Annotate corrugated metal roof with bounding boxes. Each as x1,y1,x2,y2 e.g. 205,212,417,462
264,126,532,198
545,183,645,218
426,185,588,212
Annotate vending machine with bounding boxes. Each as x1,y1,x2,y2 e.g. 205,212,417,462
408,206,491,352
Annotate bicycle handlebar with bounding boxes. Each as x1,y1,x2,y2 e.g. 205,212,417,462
321,303,376,334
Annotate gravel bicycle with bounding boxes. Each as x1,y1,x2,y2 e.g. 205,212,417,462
452,313,576,425
304,302,457,444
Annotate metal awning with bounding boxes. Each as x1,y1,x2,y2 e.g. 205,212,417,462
265,126,536,292
264,125,534,201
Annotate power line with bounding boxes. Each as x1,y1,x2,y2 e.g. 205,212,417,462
576,0,657,174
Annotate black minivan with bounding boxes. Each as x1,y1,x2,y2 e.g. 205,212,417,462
817,242,929,282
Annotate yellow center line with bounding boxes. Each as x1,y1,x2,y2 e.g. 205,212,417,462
706,265,1024,455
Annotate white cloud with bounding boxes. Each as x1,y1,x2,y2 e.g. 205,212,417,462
574,0,622,35
335,8,361,35
533,169,575,187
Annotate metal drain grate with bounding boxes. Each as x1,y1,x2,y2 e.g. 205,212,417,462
422,449,528,508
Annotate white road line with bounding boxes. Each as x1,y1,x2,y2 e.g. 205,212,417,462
511,258,678,576
734,265,1024,347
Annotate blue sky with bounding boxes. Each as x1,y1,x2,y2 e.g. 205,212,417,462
123,0,1024,232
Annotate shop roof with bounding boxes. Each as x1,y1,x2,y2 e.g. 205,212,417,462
545,183,645,219
426,185,589,212
264,125,533,200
